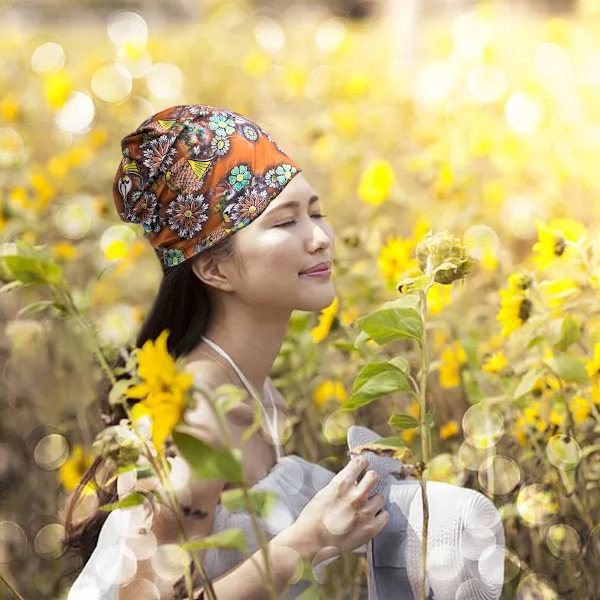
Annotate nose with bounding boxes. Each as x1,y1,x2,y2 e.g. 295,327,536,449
306,217,333,253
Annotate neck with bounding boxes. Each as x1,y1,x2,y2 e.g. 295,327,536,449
191,297,292,394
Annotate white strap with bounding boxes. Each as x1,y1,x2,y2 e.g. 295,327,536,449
200,335,282,460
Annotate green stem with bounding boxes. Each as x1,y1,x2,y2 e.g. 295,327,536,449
0,570,24,600
417,286,433,600
195,385,278,600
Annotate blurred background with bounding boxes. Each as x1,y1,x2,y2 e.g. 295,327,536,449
2,0,600,598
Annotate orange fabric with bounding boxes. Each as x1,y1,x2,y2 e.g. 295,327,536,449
113,104,302,267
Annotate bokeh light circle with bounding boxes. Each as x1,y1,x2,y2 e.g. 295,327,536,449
414,61,454,107
322,409,355,445
478,454,521,495
56,91,95,134
462,404,504,449
107,11,148,47
34,433,69,470
314,18,347,54
146,62,184,99
516,570,558,599
91,63,132,103
545,523,581,560
54,203,92,240
34,523,65,559
151,544,190,581
31,41,65,74
119,579,159,599
100,224,137,261
516,484,559,526
546,434,581,470
458,442,495,471
0,127,26,168
467,66,509,103
260,406,293,447
115,46,153,79
588,524,600,561
254,17,285,53
0,521,27,563
463,225,500,261
505,92,542,134
535,43,569,79
428,453,466,486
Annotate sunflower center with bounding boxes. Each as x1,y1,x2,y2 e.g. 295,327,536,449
519,297,533,322
554,236,566,256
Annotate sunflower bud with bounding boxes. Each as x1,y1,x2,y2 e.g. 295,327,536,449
415,230,474,284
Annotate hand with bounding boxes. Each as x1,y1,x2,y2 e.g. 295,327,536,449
283,456,389,564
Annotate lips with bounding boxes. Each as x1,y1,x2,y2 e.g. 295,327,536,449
299,261,332,275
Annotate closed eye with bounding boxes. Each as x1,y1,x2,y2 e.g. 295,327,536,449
274,214,328,228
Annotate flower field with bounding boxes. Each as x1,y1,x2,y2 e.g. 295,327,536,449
1,1,600,598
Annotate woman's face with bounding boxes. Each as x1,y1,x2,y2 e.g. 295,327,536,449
228,173,335,313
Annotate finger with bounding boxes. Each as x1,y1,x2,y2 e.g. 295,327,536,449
360,493,385,517
350,470,379,507
333,456,368,487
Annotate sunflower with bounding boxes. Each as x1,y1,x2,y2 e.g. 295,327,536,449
377,236,418,287
481,351,509,374
531,218,586,270
126,329,193,453
310,296,339,343
497,288,533,338
438,342,468,388
59,444,94,493
312,379,348,407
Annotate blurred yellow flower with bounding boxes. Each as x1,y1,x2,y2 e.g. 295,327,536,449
377,236,417,286
310,296,339,343
358,159,395,205
331,104,358,137
59,444,94,493
549,408,565,427
104,240,128,261
428,282,453,315
243,48,270,77
434,162,454,198
0,93,19,122
538,279,579,308
344,73,369,96
340,306,359,326
126,330,193,453
481,351,508,373
440,419,459,439
569,396,590,425
439,342,467,388
585,343,600,379
531,218,586,270
312,379,348,407
43,70,73,108
51,241,79,261
514,416,527,447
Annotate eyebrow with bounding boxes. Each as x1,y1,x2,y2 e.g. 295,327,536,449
269,195,320,214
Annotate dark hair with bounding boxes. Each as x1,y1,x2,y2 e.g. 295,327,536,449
63,236,236,565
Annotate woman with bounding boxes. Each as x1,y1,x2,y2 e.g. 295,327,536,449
65,104,389,599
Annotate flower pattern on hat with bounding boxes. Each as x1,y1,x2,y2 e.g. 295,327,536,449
113,104,302,267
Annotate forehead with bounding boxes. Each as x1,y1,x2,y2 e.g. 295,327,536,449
262,173,318,214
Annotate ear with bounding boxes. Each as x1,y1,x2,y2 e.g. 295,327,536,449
191,255,235,292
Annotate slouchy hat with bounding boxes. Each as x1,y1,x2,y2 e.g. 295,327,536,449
112,104,302,268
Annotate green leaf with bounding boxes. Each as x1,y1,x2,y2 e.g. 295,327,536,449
172,430,244,483
514,368,542,399
544,355,589,384
555,315,581,352
296,583,322,599
356,307,423,345
109,378,135,406
330,341,359,353
388,356,409,373
371,436,408,449
16,300,55,316
389,413,419,430
3,255,64,286
99,492,148,512
354,329,370,348
527,336,546,349
220,489,276,519
340,363,411,410
183,528,248,554
0,280,24,295
397,274,429,294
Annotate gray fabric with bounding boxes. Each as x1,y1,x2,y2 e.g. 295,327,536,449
347,425,505,600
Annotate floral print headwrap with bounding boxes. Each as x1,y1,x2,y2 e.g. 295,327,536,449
112,104,302,268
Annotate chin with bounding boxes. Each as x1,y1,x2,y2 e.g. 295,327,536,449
296,285,337,312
